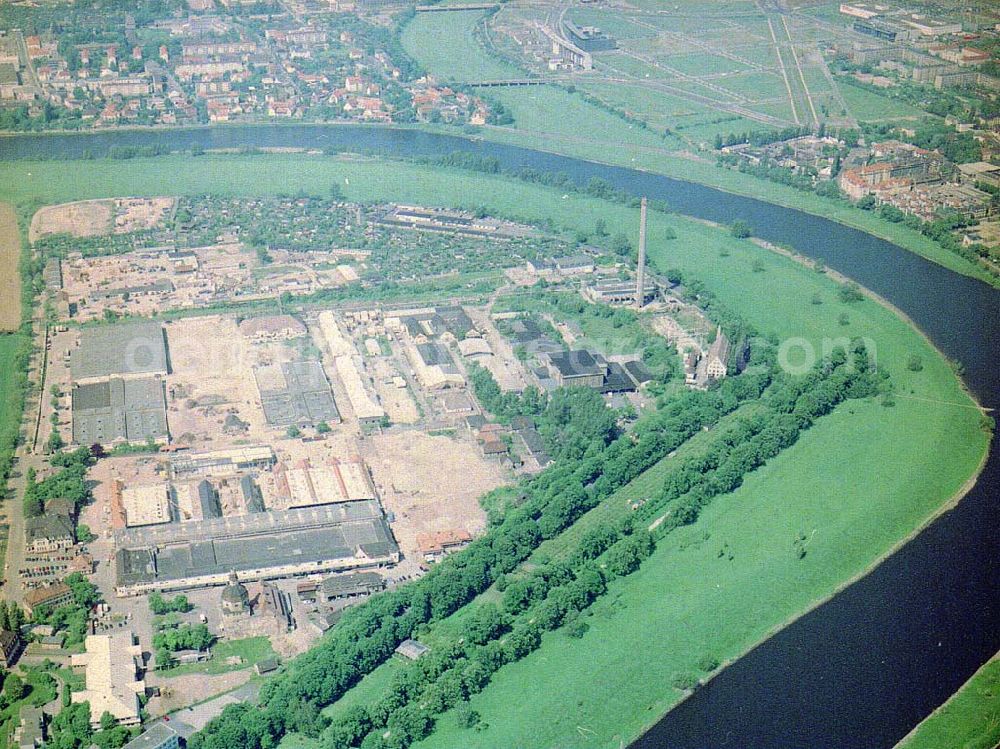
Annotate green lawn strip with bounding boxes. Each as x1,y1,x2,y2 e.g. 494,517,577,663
535,402,767,561
895,652,1000,749
0,334,25,467
159,637,275,678
319,660,408,725
489,86,671,151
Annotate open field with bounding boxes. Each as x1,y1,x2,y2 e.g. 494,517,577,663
158,637,276,679
0,203,21,331
28,199,111,242
401,10,519,83
35,157,967,747
839,80,932,124
895,651,1000,749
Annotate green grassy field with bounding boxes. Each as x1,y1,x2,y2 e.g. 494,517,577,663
43,154,975,749
159,637,276,678
0,334,24,453
400,10,519,82
840,80,930,123
896,653,1000,749
566,8,657,40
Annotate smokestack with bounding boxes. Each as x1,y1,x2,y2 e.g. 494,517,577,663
635,196,647,309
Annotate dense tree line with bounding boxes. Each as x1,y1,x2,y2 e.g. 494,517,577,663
148,592,193,615
197,340,875,748
34,573,101,648
639,344,883,531
44,700,137,749
714,125,814,150
716,153,844,200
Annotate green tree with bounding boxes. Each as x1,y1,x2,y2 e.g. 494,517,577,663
730,220,752,238
609,232,631,257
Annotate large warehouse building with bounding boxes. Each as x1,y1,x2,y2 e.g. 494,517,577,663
254,360,341,427
71,376,169,446
113,500,399,595
71,321,169,383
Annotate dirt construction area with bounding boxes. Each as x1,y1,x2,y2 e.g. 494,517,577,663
29,200,113,241
0,203,21,331
29,197,174,242
365,430,502,557
164,315,299,446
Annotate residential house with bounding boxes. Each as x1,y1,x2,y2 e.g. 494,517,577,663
0,630,24,668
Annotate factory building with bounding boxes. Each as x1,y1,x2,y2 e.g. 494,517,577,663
71,376,169,446
70,321,169,384
113,501,399,595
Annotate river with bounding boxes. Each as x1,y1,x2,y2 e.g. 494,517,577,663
2,124,998,749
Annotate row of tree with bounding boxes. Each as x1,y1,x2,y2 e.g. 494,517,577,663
321,528,655,749
191,355,774,749
306,348,884,749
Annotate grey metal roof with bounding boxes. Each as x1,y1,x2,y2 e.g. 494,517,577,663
114,501,397,587
321,571,384,597
196,480,222,519
25,515,74,544
71,321,169,381
255,360,340,427
547,350,604,378
416,343,459,373
71,376,167,446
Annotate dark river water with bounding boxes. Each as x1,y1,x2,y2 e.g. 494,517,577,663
2,124,998,749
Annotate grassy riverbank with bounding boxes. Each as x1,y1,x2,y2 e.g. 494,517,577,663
895,652,1000,749
0,154,988,749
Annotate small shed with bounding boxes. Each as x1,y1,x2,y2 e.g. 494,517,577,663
394,639,430,661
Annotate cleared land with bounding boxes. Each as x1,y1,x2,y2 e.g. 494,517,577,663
29,155,978,749
365,430,499,558
895,652,1000,749
28,198,112,241
0,202,21,331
